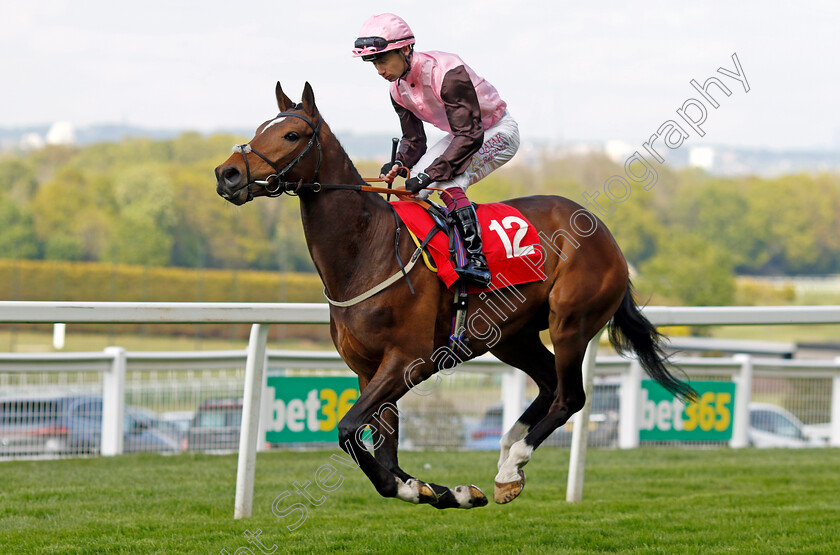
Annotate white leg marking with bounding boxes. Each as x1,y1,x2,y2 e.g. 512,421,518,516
495,439,533,484
498,421,530,470
394,477,423,504
452,486,478,508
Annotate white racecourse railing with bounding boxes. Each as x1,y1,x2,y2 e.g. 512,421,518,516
1,302,839,519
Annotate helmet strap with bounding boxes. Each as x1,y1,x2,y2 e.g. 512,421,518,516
398,46,413,82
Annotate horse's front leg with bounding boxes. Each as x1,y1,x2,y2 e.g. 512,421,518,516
354,373,411,482
369,404,412,481
337,354,437,504
370,401,486,510
338,354,486,509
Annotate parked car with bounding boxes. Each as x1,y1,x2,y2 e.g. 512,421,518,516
399,398,467,450
466,382,621,450
801,423,832,446
748,402,824,448
467,387,831,450
0,394,180,457
118,404,182,453
184,398,242,452
159,410,194,444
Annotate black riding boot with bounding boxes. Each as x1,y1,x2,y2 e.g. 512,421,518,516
452,204,492,288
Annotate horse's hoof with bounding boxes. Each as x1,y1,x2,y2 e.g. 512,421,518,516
453,484,488,509
416,481,439,504
494,469,525,504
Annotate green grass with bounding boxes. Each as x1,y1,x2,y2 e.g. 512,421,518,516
1,448,839,554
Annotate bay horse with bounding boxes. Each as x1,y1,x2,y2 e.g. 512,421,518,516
214,82,695,510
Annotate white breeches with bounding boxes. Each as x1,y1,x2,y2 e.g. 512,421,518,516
414,110,520,200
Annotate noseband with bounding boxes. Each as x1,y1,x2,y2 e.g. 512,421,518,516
233,110,323,199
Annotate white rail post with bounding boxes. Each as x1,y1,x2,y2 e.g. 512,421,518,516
257,377,271,454
501,370,526,435
619,357,642,449
831,358,840,448
234,323,270,520
53,323,66,350
730,353,753,448
566,328,604,503
101,346,126,456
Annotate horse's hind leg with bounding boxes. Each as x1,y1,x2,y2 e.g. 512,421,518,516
494,321,589,504
489,331,558,471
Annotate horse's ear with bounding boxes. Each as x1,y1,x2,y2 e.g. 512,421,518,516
301,82,319,118
276,82,294,112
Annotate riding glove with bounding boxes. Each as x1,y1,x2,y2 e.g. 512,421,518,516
380,160,407,178
405,172,432,193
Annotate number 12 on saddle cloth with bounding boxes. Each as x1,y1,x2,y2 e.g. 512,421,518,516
390,201,546,293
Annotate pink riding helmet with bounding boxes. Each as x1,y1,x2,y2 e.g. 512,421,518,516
351,13,415,61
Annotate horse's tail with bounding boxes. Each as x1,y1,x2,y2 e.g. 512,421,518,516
607,282,698,402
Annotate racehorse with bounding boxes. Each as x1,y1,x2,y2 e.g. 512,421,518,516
214,82,695,510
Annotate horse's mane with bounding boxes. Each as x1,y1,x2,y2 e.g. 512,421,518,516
321,118,367,186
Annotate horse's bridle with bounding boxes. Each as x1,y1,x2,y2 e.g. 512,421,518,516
227,110,415,202
232,111,323,200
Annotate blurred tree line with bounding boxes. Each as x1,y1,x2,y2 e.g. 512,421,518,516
1,133,838,306
466,154,840,306
0,133,312,273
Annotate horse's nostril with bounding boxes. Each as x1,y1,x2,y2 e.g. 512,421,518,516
223,167,241,186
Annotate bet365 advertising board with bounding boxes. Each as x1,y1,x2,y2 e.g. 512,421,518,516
640,380,736,441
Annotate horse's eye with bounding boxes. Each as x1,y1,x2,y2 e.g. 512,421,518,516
285,132,300,141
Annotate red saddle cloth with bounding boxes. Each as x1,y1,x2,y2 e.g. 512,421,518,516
390,201,546,292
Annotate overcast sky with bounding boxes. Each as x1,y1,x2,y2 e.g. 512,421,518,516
3,1,839,150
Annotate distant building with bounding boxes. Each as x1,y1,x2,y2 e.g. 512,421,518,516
604,140,634,163
689,146,715,170
19,133,45,150
46,122,76,146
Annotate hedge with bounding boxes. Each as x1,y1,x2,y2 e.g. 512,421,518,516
0,260,328,341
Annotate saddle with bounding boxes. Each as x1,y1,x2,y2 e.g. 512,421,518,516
391,200,546,357
390,200,546,293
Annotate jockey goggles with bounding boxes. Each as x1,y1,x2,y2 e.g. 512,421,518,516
353,36,414,60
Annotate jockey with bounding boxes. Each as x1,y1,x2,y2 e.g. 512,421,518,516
352,13,520,288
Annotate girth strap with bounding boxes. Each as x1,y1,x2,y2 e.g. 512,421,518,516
324,214,443,308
